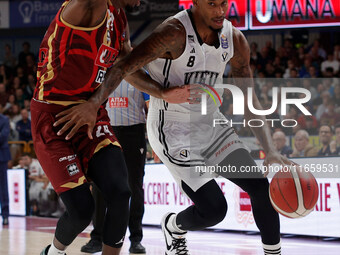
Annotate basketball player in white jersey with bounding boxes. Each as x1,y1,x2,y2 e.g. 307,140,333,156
56,1,295,255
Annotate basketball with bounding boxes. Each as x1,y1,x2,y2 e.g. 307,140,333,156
269,166,319,218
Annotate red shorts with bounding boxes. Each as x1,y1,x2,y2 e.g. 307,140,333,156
30,99,120,194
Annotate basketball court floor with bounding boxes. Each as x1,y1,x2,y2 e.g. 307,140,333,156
1,216,339,255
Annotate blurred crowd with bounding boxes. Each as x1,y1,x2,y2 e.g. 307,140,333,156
1,38,340,214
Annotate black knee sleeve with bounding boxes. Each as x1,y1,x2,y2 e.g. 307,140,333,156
177,180,228,231
55,184,94,246
88,145,131,248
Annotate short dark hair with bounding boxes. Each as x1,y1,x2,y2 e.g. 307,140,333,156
319,124,333,133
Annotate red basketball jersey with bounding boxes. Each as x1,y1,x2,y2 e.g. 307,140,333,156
34,0,127,105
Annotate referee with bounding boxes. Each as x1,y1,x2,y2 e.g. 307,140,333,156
81,80,149,254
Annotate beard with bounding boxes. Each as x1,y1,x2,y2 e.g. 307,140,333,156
208,26,222,33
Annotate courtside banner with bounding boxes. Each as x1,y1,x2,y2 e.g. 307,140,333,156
9,0,63,28
250,0,340,29
143,158,340,237
7,169,26,216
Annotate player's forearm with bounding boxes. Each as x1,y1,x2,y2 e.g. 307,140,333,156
125,70,163,99
88,62,126,109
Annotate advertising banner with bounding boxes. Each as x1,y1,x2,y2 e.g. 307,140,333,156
9,0,63,28
0,1,9,29
143,157,340,237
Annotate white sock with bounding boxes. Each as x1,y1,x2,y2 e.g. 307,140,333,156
263,241,281,255
166,214,186,233
47,242,66,255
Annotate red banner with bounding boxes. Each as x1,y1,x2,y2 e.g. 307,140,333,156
250,0,340,29
179,0,340,30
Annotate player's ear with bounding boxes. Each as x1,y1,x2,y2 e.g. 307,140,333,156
192,0,199,7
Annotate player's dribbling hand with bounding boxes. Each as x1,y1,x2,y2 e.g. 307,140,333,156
262,151,298,177
53,102,98,140
161,84,203,104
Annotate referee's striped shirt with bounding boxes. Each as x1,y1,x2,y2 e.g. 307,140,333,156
106,80,149,126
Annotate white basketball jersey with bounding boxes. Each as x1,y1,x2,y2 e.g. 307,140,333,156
147,10,234,121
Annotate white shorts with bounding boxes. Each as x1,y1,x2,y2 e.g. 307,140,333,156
147,110,247,192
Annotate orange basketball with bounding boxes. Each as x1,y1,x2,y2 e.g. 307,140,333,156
269,166,319,218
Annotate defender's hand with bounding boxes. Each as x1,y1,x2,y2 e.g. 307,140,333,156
53,102,98,140
262,151,297,177
161,84,203,104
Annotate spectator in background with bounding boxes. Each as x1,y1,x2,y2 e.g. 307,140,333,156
0,65,8,85
333,84,340,110
291,130,318,157
315,91,331,120
317,125,334,156
9,104,21,124
3,44,17,69
0,106,11,225
2,94,16,114
16,108,32,142
15,88,26,109
302,79,318,100
321,54,339,76
334,44,340,61
23,54,37,77
330,123,340,156
21,153,50,216
18,41,35,66
320,99,340,127
299,116,318,135
24,74,36,99
272,131,293,157
250,42,262,65
0,83,9,107
299,57,313,77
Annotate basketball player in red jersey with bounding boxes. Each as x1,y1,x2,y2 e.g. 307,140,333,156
32,1,196,255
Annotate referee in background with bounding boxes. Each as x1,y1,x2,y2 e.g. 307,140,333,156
81,80,149,254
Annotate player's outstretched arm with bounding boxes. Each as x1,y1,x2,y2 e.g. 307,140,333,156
229,27,293,172
54,18,196,140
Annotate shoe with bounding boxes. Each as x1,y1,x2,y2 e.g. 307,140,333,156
40,244,67,255
129,242,146,254
80,239,102,253
161,213,189,255
40,245,50,255
2,217,8,225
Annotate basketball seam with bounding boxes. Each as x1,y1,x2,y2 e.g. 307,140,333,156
276,172,297,214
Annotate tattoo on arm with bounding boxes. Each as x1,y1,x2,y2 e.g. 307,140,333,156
88,18,186,107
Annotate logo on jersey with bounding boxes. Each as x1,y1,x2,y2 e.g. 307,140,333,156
188,35,195,43
221,34,229,49
184,71,219,85
222,52,228,62
96,70,107,83
38,48,48,67
190,48,196,53
59,154,77,162
95,44,119,68
106,9,115,42
66,163,80,176
109,97,129,108
180,149,189,159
